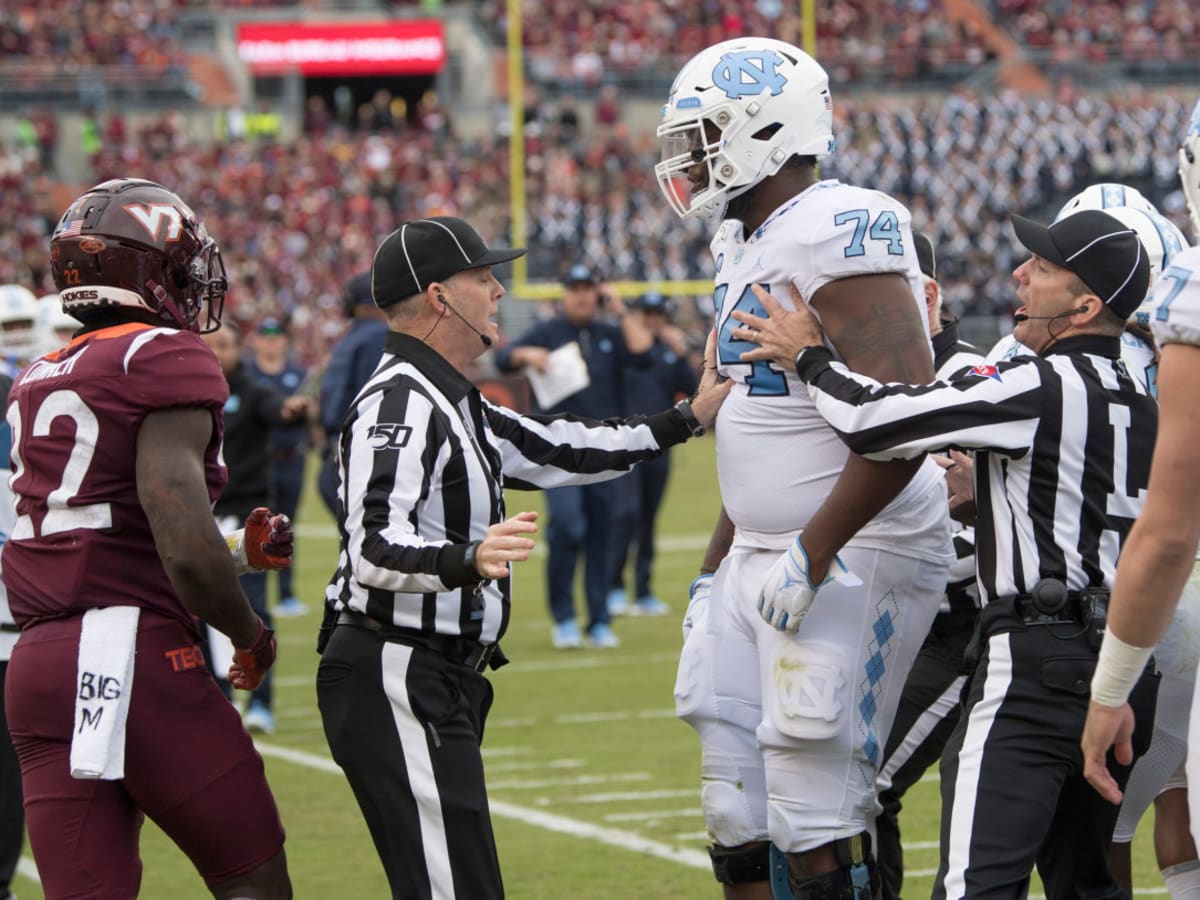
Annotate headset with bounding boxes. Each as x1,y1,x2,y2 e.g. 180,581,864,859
437,291,492,347
1013,305,1088,322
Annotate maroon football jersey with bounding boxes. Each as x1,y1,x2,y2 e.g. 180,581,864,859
2,322,228,630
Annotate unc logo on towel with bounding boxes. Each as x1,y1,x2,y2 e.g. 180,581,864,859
367,423,412,451
711,50,787,100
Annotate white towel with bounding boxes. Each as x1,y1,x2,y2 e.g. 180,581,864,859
70,606,140,780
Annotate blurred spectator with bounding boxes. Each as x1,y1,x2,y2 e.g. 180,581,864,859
606,292,696,618
202,321,308,735
493,264,652,650
248,316,311,619
317,273,388,516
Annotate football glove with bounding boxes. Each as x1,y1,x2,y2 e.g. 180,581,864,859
243,507,294,570
682,573,713,642
758,537,863,633
228,618,277,692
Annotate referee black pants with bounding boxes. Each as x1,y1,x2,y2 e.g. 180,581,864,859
931,603,1158,900
877,606,977,900
317,623,502,900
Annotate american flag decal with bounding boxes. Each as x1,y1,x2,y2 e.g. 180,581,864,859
824,93,832,111
59,219,83,237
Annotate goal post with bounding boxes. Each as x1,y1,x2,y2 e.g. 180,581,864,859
504,0,817,301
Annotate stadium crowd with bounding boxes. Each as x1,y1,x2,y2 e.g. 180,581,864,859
492,0,994,89
989,0,1200,65
3,89,1195,364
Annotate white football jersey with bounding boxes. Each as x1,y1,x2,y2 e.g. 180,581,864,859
711,179,945,554
1150,245,1200,348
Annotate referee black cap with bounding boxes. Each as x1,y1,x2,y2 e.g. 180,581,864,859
372,217,525,308
914,231,936,280
1012,210,1150,319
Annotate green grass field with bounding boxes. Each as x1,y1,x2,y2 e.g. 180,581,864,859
12,438,1164,898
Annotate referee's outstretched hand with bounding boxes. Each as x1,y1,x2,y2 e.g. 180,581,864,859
477,511,539,580
1080,699,1136,805
733,283,825,371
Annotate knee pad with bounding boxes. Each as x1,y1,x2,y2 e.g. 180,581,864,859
709,842,770,885
701,778,763,848
786,833,879,900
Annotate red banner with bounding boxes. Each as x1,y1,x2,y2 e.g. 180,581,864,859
236,21,446,76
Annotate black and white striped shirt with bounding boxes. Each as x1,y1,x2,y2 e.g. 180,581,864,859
796,334,1157,604
326,332,695,643
932,320,983,613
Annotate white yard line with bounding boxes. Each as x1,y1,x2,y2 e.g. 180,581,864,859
487,772,653,790
17,856,39,884
254,741,709,870
558,788,699,804
603,808,702,822
486,758,585,773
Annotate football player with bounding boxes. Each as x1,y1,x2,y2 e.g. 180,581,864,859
661,38,952,898
0,284,39,376
2,179,292,899
1083,244,1200,892
1099,109,1200,897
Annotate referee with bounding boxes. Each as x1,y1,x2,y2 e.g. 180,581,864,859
875,233,984,900
734,209,1160,900
315,216,728,900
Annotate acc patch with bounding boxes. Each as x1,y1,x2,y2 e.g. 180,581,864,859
367,423,412,451
968,364,1002,382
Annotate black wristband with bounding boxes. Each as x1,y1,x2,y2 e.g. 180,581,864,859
793,345,835,382
674,398,705,437
463,541,483,579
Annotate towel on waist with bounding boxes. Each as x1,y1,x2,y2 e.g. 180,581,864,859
70,606,140,780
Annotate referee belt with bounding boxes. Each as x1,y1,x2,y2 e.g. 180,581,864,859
335,610,499,672
1008,591,1103,625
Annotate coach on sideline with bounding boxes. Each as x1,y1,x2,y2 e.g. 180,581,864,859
315,215,729,900
734,209,1160,900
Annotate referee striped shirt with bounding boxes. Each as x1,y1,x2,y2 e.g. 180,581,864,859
932,320,983,613
326,331,694,643
795,333,1156,604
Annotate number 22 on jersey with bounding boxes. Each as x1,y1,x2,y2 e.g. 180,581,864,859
715,282,789,396
8,389,113,539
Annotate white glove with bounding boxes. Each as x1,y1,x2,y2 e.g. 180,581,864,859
682,573,713,642
758,538,863,633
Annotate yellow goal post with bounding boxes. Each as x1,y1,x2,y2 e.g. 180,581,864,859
505,0,817,301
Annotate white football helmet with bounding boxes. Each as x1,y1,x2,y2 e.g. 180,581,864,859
655,37,834,221
1181,98,1200,242
0,284,39,361
36,293,81,354
1054,184,1187,282
1056,183,1159,218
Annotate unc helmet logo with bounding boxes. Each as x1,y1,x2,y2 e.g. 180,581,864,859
711,50,788,100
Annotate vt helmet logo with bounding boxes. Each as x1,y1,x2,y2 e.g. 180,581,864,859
123,203,185,242
711,50,788,100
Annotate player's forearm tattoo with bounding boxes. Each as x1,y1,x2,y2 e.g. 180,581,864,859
829,300,931,383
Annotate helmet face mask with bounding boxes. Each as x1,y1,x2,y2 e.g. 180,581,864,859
50,178,227,333
655,38,835,222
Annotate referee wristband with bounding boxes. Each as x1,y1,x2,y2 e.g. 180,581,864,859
1090,630,1154,707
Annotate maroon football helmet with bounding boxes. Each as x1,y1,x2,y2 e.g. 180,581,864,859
50,178,227,333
